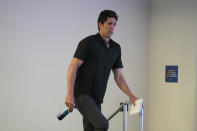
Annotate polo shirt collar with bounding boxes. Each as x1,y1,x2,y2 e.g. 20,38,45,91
96,33,114,48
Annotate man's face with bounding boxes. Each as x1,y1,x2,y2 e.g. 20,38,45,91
99,17,117,39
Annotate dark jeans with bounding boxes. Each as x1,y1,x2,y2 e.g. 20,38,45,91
75,94,109,131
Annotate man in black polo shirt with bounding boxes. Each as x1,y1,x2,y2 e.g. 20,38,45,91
65,10,138,131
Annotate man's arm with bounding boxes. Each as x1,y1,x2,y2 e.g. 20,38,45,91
65,58,83,112
113,68,138,106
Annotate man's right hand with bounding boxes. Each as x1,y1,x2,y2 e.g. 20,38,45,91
65,94,75,112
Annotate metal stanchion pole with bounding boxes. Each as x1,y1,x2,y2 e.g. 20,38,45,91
123,104,128,131
140,107,143,131
108,100,143,131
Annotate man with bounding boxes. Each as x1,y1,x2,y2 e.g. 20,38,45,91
65,10,138,131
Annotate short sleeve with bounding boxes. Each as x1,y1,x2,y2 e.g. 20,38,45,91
112,45,123,69
73,40,89,61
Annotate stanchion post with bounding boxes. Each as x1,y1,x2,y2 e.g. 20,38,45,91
140,107,143,131
123,103,128,131
107,100,143,131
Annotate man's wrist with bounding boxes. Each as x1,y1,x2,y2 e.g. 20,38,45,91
129,95,137,100
67,90,74,96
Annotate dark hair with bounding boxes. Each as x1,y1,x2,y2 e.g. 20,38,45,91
97,10,118,30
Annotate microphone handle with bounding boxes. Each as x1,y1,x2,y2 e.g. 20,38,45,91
57,107,69,120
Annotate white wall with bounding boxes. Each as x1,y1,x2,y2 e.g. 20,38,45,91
0,0,149,131
147,0,197,131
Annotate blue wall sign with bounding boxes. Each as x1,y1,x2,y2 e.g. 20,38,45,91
165,65,178,83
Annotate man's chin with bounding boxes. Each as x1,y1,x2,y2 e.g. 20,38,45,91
107,34,113,38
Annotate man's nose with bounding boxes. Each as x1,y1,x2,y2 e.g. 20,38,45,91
110,24,115,30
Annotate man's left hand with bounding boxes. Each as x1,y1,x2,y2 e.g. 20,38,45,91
129,96,138,106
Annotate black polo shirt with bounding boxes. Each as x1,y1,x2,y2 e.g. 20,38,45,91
73,33,123,103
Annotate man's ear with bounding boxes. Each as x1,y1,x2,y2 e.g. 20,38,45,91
98,22,103,30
